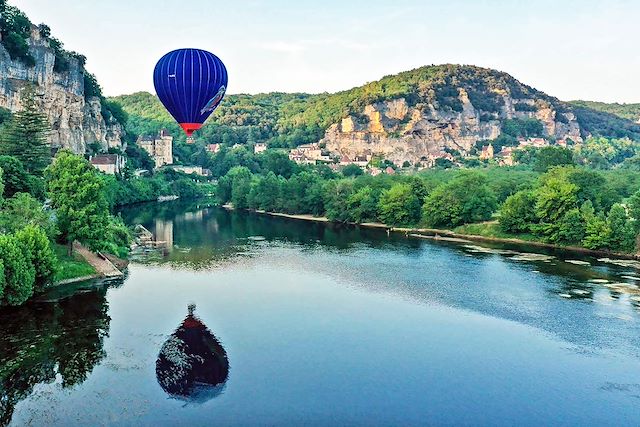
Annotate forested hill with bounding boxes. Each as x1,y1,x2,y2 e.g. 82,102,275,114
111,65,640,153
570,100,640,123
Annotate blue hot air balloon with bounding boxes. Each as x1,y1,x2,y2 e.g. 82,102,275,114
153,49,228,139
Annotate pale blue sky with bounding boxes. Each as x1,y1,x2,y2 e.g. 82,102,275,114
14,0,640,102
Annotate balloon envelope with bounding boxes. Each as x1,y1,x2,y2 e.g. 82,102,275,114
153,48,228,136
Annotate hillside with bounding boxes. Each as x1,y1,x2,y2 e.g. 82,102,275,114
0,3,124,153
112,65,640,164
570,100,640,123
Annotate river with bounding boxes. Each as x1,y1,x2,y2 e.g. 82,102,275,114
1,200,640,426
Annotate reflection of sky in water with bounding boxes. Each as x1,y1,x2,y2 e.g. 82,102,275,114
130,204,640,359
4,202,640,426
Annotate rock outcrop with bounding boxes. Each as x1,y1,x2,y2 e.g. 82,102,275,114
0,26,123,154
321,88,583,165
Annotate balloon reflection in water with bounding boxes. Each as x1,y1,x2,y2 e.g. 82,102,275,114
156,304,229,402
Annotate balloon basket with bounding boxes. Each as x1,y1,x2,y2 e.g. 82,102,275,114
186,136,195,144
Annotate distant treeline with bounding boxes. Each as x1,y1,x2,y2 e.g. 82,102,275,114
212,146,640,254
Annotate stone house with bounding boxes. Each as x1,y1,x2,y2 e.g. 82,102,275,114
138,129,173,169
90,154,126,175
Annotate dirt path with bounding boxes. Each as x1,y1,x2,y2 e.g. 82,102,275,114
73,243,124,278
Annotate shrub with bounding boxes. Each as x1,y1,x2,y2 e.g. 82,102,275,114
15,225,57,292
0,233,35,306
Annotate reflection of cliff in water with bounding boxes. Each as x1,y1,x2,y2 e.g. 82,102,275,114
0,285,112,426
156,305,229,403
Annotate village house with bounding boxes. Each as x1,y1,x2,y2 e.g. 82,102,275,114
518,137,549,149
479,144,494,160
167,165,211,177
369,167,382,177
90,154,126,175
496,146,515,166
384,166,396,175
254,142,267,154
296,143,323,160
138,129,173,169
205,143,221,154
288,149,316,165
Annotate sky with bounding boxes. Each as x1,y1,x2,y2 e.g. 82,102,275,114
13,0,640,102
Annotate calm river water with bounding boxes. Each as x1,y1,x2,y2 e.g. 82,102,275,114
2,200,640,426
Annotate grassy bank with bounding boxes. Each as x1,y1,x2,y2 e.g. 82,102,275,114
453,221,539,242
53,244,97,282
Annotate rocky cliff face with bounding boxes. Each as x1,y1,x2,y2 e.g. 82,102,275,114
0,26,123,153
321,88,583,165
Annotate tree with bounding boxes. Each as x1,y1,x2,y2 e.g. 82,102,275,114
607,204,635,252
533,146,574,172
346,186,378,223
250,172,282,211
556,209,586,244
499,190,536,233
0,85,51,174
324,180,354,222
0,233,35,306
582,214,611,250
533,174,578,241
45,151,111,254
225,166,253,209
422,171,497,227
341,164,363,178
379,183,421,226
0,192,58,239
15,225,56,292
0,156,41,198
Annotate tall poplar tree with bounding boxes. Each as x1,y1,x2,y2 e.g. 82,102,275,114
0,85,51,174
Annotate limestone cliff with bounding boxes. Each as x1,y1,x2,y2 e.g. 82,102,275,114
0,26,123,153
321,83,583,165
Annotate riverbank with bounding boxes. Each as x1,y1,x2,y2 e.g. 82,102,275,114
232,207,639,261
52,243,125,286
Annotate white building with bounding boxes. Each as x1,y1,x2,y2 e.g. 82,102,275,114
254,142,267,154
90,154,126,175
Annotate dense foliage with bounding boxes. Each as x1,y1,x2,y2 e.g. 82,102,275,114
570,100,640,123
210,147,640,254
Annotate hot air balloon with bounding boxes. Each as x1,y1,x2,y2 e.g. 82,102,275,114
153,49,228,143
156,304,229,402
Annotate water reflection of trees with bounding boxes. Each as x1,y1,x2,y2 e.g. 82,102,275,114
0,285,112,426
156,305,229,403
124,201,421,269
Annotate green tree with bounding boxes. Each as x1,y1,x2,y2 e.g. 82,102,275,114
582,214,611,250
0,85,51,174
533,146,574,172
607,204,635,252
499,190,536,233
15,225,56,292
226,166,253,209
324,180,355,222
0,233,35,306
0,192,58,239
346,186,379,223
341,164,364,177
556,209,586,244
379,183,421,226
45,151,111,254
533,174,578,241
422,171,497,227
0,155,33,198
